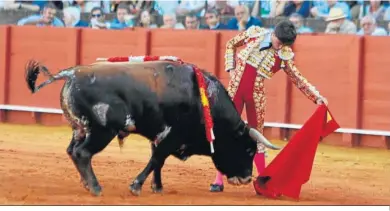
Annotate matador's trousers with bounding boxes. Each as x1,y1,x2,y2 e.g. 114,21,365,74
212,60,267,187
227,61,266,153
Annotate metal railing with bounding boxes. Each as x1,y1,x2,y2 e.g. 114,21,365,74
2,104,390,136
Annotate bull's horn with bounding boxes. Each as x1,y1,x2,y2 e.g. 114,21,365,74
249,128,281,150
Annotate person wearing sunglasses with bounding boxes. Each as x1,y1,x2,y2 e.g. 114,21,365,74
89,7,107,29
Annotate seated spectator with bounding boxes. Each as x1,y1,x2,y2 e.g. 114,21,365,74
95,2,135,29
176,0,207,17
207,0,234,16
289,13,313,33
204,8,229,30
127,0,154,15
311,0,351,20
89,7,108,29
17,2,64,27
137,9,158,28
227,4,262,31
283,0,311,18
358,0,387,21
384,0,390,21
324,7,357,34
184,13,208,30
357,15,388,36
63,6,89,28
244,0,284,18
160,13,185,29
0,1,40,11
349,0,363,20
269,0,288,17
388,22,390,35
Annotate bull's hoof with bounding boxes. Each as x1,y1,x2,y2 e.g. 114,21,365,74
90,187,102,196
129,182,142,196
151,183,163,194
89,185,102,197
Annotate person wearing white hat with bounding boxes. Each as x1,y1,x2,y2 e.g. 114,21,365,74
325,7,357,34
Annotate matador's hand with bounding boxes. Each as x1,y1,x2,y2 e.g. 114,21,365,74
316,96,328,106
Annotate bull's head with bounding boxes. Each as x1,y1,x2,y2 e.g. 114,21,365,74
211,125,281,186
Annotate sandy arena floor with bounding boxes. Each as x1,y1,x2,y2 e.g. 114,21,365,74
0,124,389,205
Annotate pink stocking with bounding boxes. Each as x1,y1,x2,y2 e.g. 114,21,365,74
254,152,266,175
213,171,224,185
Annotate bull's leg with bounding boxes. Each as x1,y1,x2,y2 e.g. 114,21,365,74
71,127,115,196
130,130,179,196
150,143,163,193
66,134,89,190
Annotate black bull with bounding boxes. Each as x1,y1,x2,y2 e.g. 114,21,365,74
24,59,281,196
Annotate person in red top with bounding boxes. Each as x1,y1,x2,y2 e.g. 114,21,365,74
210,20,328,192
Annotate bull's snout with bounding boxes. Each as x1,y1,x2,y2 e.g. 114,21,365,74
227,176,252,186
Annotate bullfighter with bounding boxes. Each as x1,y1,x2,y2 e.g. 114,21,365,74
210,20,328,192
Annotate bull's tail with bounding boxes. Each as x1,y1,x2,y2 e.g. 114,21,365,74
25,59,74,94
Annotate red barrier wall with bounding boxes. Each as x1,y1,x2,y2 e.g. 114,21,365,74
1,25,390,149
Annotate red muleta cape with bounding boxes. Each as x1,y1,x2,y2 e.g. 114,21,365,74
253,104,340,200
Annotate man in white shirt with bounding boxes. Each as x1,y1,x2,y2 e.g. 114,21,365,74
357,15,388,36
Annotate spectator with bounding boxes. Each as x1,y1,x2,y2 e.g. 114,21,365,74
160,13,185,29
356,0,387,21
384,0,390,20
269,0,288,17
311,0,351,20
227,4,262,31
207,0,235,16
388,22,390,35
247,0,283,18
184,13,207,30
204,8,229,30
176,0,207,17
137,9,158,28
324,7,357,34
348,1,363,20
129,0,155,15
283,0,311,18
63,6,89,28
89,7,108,29
0,1,40,11
92,3,135,29
357,15,388,36
289,13,313,33
17,2,64,27
128,0,151,15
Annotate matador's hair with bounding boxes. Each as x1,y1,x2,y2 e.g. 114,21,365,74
274,20,297,46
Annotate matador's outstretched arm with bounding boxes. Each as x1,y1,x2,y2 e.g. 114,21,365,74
283,59,323,103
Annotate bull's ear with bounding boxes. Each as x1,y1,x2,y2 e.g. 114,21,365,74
248,128,281,150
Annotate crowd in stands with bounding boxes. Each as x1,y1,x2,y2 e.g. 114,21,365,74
0,0,389,36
